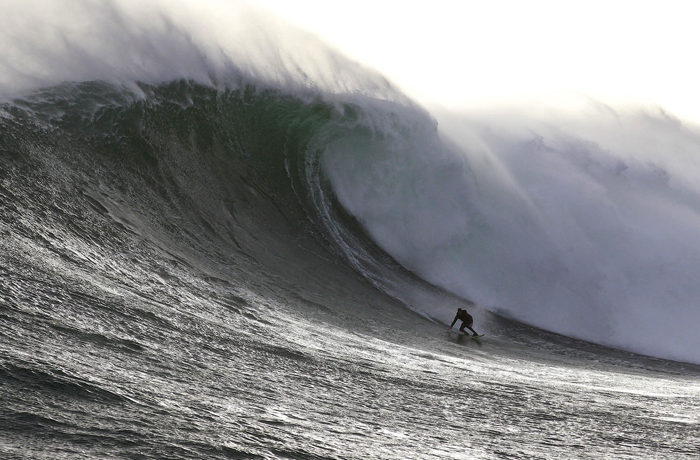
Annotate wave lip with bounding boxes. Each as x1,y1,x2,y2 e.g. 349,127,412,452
0,0,406,105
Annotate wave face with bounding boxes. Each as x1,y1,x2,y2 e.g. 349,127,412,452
1,0,699,367
0,79,395,286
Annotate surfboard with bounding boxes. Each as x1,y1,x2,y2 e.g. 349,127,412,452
449,330,484,340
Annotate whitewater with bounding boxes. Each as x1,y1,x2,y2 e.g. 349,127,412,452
1,1,699,459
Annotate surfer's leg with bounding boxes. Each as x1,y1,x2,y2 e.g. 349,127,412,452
465,320,478,336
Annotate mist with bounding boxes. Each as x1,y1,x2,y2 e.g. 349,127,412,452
0,0,399,103
323,99,700,363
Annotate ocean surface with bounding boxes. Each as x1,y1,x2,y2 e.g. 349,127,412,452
1,3,699,459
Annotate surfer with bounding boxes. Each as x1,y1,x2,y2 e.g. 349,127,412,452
449,307,479,336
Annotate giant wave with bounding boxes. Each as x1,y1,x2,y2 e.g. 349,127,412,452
1,0,699,365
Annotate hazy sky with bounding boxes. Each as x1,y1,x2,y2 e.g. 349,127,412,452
259,0,700,122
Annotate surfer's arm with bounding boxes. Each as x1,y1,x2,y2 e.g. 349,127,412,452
449,314,458,328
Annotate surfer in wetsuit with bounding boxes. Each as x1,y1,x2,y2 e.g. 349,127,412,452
449,307,479,336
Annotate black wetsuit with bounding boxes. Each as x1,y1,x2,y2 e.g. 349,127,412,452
450,309,475,334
